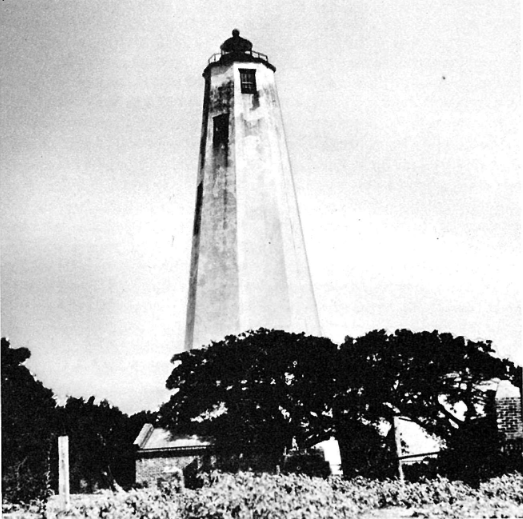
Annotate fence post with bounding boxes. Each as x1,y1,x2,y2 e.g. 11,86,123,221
58,436,70,509
392,416,404,482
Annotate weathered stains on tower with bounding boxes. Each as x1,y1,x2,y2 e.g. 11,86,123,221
185,31,320,350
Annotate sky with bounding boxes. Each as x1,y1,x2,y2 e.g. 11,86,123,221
1,0,520,415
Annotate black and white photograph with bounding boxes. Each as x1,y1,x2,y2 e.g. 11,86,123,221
1,1,521,517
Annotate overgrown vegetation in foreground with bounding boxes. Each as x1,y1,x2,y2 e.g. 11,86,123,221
5,471,523,519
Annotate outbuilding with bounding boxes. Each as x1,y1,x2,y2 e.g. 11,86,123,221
134,424,212,487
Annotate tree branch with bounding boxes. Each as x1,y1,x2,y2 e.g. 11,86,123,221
437,402,464,427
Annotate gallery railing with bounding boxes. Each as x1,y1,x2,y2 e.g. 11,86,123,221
208,49,270,65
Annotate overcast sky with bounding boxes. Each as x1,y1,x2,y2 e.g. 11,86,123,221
1,1,520,414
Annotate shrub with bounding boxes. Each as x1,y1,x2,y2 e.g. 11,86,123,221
282,450,331,478
11,470,522,519
181,471,361,518
330,472,523,518
46,489,180,519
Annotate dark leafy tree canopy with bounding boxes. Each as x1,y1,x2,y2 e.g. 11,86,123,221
338,329,520,441
57,396,127,491
2,337,158,500
160,328,520,475
159,329,338,459
55,396,157,492
2,338,57,502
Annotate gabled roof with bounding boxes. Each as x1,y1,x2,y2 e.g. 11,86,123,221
134,424,212,453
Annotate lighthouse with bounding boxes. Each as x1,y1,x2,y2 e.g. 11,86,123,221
185,30,321,350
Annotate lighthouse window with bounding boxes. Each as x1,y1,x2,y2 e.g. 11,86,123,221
213,114,229,148
239,69,257,93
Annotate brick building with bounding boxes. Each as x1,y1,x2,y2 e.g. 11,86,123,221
134,424,212,487
494,380,523,460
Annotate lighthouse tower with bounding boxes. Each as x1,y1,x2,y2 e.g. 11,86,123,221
185,30,320,350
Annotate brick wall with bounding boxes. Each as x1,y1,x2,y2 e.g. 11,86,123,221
136,452,203,487
495,380,523,441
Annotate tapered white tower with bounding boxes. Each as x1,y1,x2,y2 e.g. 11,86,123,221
185,30,320,350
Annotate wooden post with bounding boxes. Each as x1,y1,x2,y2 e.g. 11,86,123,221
392,416,404,482
58,436,70,509
520,366,523,422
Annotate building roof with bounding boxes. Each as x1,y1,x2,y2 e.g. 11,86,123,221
220,29,253,53
205,30,275,74
496,380,521,399
134,423,212,453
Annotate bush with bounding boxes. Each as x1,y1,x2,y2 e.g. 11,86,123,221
181,471,360,518
46,489,180,519
330,472,523,518
1,451,53,505
9,471,522,519
282,450,331,478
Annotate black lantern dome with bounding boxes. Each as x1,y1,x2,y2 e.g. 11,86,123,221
220,29,253,54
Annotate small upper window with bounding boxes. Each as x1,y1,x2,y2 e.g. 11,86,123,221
239,69,256,94
213,114,229,148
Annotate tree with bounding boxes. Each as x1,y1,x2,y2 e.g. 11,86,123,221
159,329,338,469
57,398,156,492
337,329,521,480
2,338,57,502
160,328,519,480
2,338,157,499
